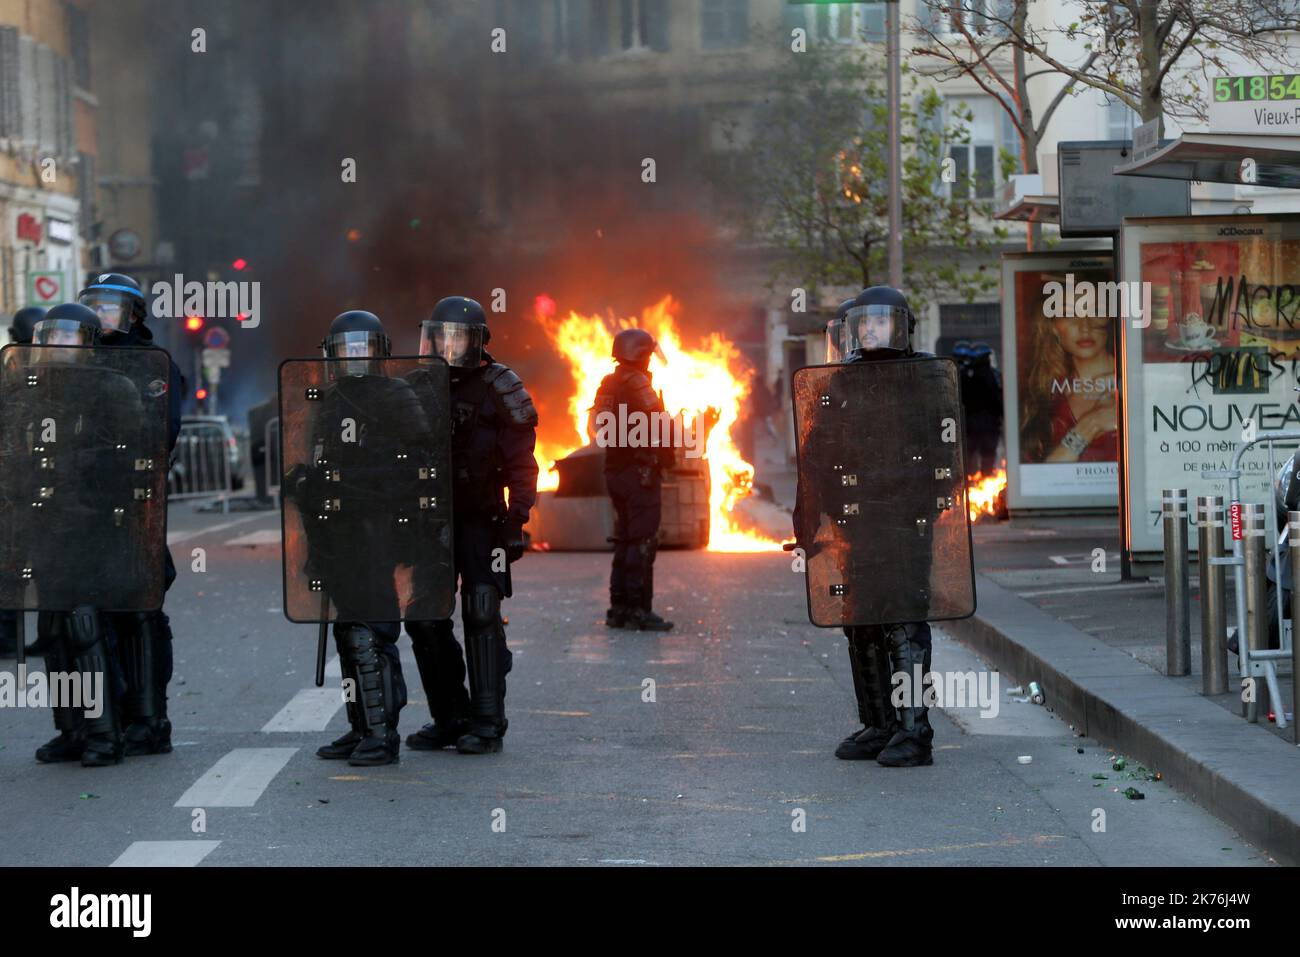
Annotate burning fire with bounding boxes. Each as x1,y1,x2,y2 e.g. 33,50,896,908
531,295,780,552
968,467,1008,522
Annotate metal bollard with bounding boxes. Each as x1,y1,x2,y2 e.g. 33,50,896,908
1198,495,1229,696
1163,489,1191,676
1242,503,1268,722
1291,511,1300,745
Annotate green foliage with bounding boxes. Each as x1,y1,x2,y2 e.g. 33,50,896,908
731,40,1005,309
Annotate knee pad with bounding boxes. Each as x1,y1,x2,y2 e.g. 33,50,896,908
461,584,501,635
66,605,105,653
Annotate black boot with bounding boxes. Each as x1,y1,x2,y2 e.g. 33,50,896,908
35,616,86,763
67,607,123,768
459,586,506,755
406,620,470,750
835,628,899,760
316,700,364,759
332,625,402,766
604,605,630,628
877,623,934,768
119,612,173,756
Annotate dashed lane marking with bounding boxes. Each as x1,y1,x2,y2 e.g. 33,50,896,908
174,748,298,808
111,841,222,867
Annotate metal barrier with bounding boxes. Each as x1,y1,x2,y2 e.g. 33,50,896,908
169,420,233,511
264,415,281,498
1162,489,1191,676
1203,431,1299,729
1196,495,1229,696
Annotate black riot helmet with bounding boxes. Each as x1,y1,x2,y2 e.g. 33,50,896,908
322,310,391,377
32,302,102,347
824,298,857,363
612,328,664,370
419,296,488,368
78,272,147,336
827,285,915,361
9,306,46,345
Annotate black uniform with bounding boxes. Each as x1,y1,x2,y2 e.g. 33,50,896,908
406,352,538,752
99,318,185,757
794,285,938,768
0,306,43,657
960,345,1003,476
594,363,674,628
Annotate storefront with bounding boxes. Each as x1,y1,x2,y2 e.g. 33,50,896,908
0,181,84,317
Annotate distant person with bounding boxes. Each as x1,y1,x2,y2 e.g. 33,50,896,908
960,342,1003,476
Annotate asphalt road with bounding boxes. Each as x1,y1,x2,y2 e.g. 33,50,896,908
0,504,1271,866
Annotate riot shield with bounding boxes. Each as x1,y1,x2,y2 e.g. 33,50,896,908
792,357,975,627
0,343,171,611
278,356,455,623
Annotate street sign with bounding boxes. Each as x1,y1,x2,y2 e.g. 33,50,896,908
27,270,64,305
202,347,231,370
1209,74,1300,136
1132,117,1163,161
203,326,230,350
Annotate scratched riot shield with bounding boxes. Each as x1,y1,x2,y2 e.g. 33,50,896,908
0,343,170,611
278,356,454,623
792,357,975,627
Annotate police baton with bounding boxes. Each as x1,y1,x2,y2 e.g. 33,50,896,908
315,593,329,687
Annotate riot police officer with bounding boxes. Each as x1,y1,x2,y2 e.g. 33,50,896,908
593,329,674,632
297,310,436,766
803,286,936,768
404,297,538,755
961,342,1003,477
77,274,184,757
23,304,135,766
0,306,45,657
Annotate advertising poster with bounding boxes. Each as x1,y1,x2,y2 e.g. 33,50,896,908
1001,250,1118,509
1121,214,1300,557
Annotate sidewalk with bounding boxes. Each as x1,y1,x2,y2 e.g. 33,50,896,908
948,516,1300,865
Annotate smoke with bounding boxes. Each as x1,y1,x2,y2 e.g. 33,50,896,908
145,0,751,427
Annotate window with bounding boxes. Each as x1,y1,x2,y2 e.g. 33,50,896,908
621,0,670,52
933,0,1014,37
554,0,588,59
799,3,886,43
67,5,91,89
945,95,1013,200
701,0,748,50
1105,96,1139,141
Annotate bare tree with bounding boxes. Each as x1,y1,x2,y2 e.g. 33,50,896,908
912,1,1098,247
917,0,1299,126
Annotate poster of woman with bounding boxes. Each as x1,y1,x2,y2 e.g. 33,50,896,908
1001,251,1119,509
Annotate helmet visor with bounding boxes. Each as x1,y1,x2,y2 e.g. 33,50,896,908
78,289,137,334
420,320,483,368
322,329,390,360
825,318,847,363
845,303,910,353
33,318,98,347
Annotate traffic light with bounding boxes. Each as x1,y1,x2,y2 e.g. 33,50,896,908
195,387,209,401
185,315,204,333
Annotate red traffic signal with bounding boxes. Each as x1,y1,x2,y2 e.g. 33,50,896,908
232,258,248,271
195,388,209,401
185,315,204,333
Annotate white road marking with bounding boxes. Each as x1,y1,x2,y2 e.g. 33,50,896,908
226,528,282,547
174,748,298,807
167,512,268,546
111,841,222,867
1018,582,1161,598
262,687,344,732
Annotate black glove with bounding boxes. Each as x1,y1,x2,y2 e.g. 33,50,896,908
504,520,527,563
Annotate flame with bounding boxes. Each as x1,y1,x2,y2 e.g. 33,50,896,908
967,466,1008,523
531,295,781,552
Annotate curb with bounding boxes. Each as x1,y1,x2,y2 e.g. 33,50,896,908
944,574,1300,865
